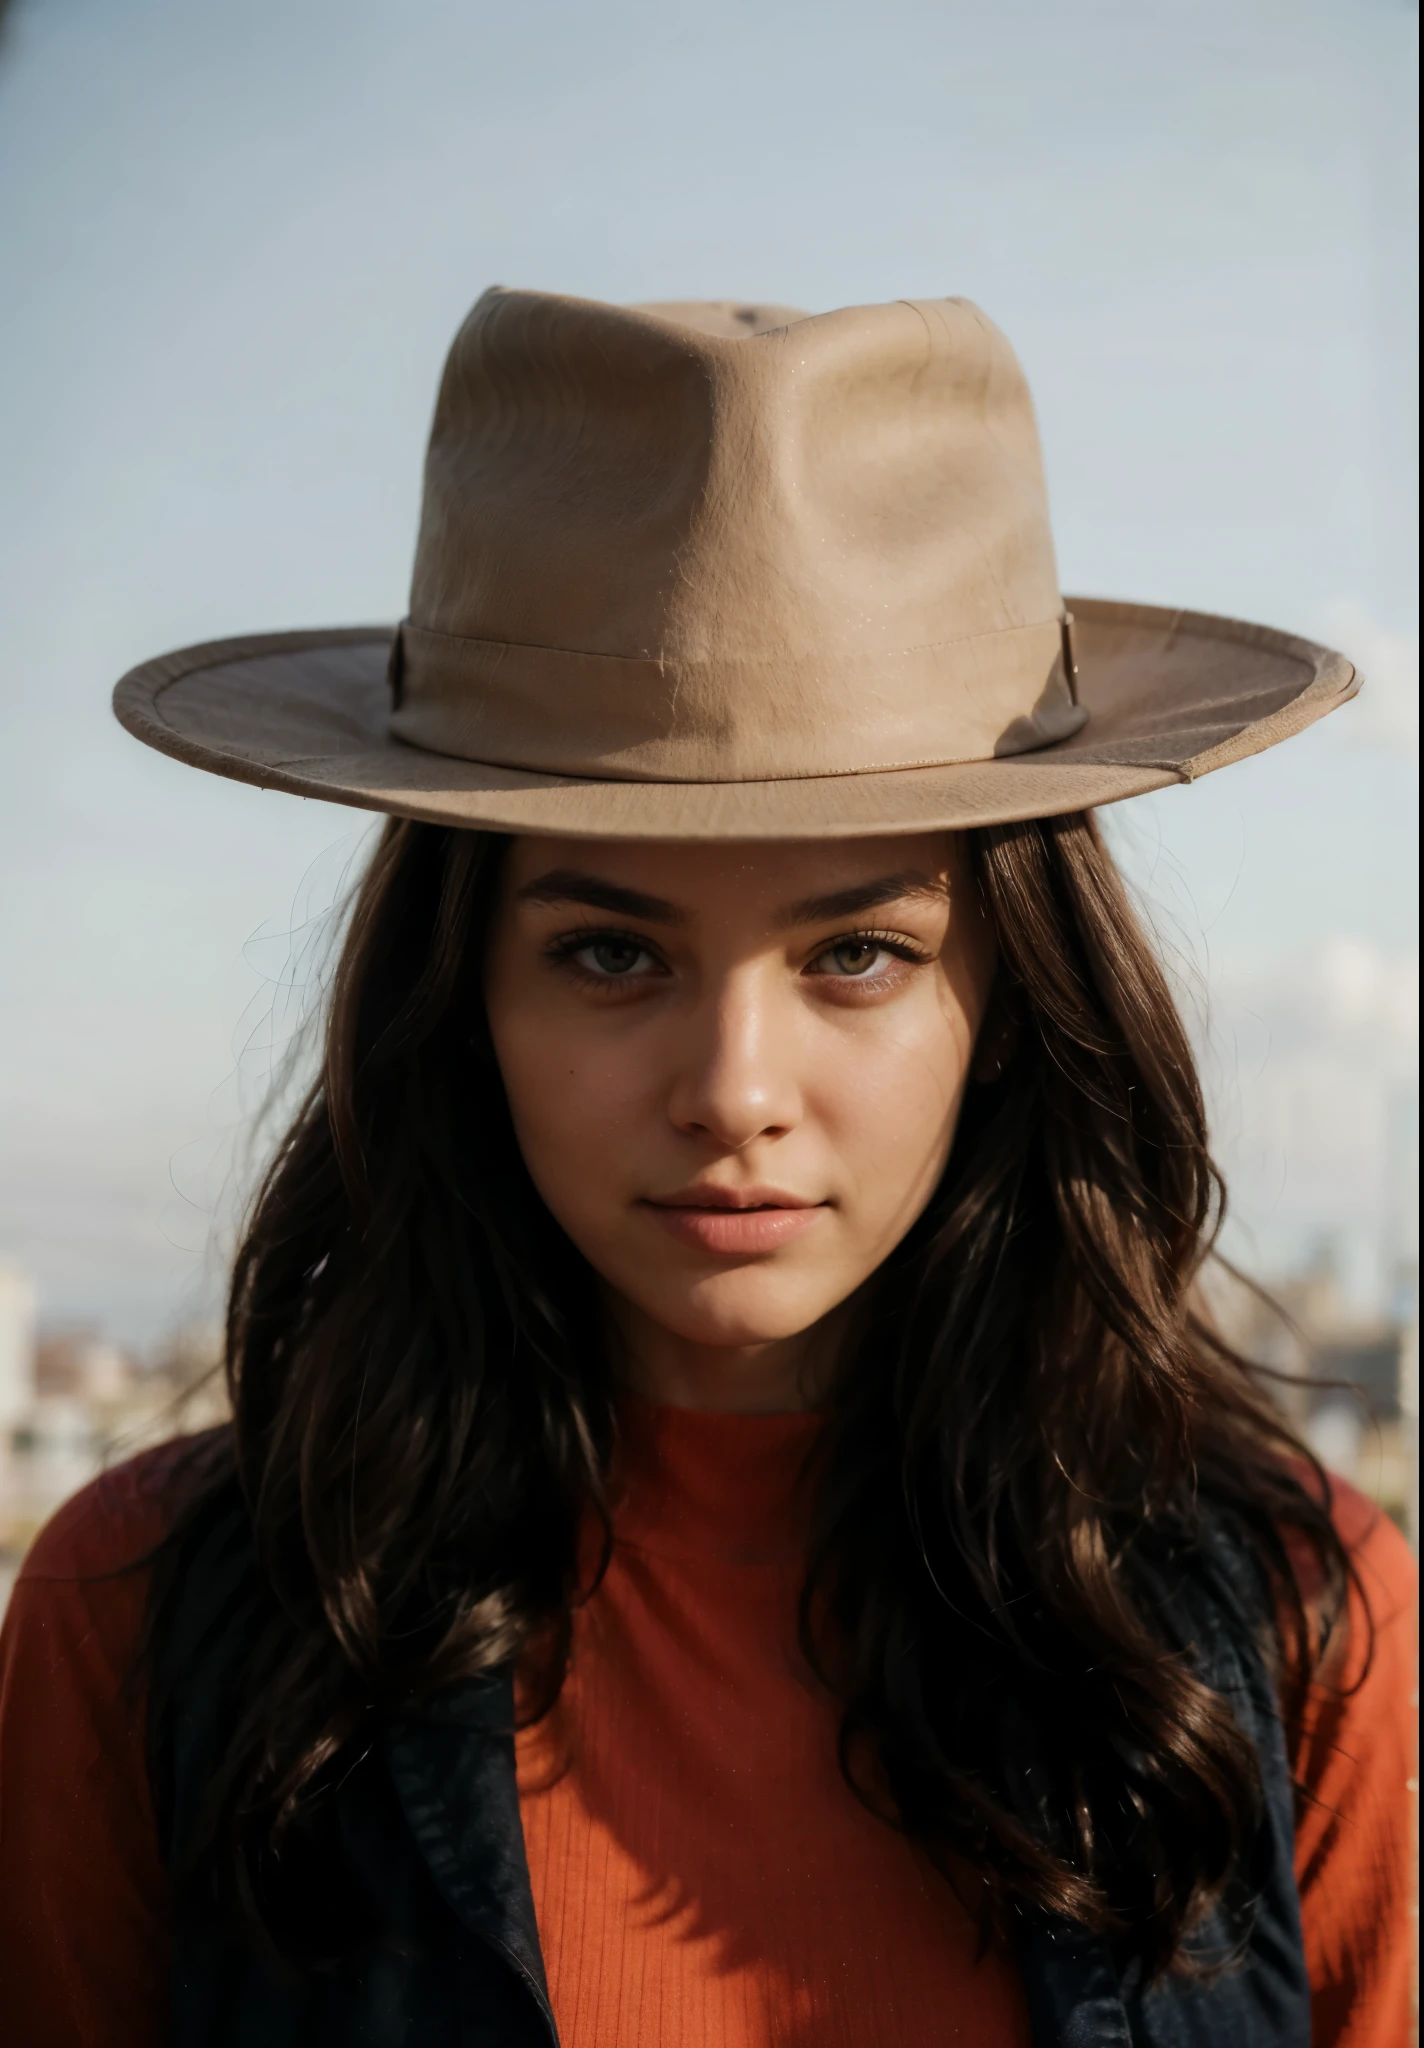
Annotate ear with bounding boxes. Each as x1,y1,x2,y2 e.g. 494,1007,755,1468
971,980,1022,1085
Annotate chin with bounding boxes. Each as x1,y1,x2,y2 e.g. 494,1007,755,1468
638,1273,830,1350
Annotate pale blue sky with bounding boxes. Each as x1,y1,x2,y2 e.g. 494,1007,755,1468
0,0,1417,1338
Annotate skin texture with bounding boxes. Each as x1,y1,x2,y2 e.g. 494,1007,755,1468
484,833,997,1413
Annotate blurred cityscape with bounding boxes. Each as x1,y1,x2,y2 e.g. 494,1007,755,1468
0,1238,1416,1616
1206,1247,1418,1543
0,1273,227,1612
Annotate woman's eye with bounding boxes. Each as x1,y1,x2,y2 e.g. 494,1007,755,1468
815,938,893,978
573,937,656,978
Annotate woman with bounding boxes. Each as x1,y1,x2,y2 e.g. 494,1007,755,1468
0,292,1413,2047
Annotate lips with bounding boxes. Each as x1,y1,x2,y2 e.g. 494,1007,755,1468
640,1185,828,1256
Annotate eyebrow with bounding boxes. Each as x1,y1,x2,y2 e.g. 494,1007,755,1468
775,872,946,928
516,866,944,930
515,870,688,924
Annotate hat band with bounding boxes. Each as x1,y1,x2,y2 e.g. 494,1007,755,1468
388,617,1088,784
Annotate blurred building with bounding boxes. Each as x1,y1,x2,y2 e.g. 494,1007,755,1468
35,1327,136,1405
0,1261,36,1433
0,1273,229,1610
1209,1242,1417,1538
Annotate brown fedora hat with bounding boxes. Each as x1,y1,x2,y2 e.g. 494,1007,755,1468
113,289,1358,840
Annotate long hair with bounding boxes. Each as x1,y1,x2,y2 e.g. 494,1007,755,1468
143,812,1349,1976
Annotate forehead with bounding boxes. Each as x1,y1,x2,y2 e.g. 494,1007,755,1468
498,831,964,914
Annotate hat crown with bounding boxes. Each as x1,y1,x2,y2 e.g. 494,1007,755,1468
392,288,1085,783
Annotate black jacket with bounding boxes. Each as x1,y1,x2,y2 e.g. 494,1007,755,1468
156,1500,1310,2048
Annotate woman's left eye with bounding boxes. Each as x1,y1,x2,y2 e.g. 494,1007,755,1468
811,937,900,979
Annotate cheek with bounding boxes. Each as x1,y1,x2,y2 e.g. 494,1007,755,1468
815,997,975,1215
489,1007,650,1214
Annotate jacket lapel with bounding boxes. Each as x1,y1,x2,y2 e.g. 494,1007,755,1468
1014,1918,1135,2047
385,1671,557,2045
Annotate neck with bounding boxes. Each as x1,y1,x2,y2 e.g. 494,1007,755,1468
604,1294,852,1416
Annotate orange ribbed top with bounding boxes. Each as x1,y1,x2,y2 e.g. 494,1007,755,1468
515,1396,1030,2048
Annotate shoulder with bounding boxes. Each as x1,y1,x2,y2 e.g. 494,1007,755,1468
1286,1469,1417,1687
1320,1470,1416,1704
5,1438,206,1703
1323,1472,1415,1627
17,1435,196,1588
0,1457,181,2048
1292,1476,1417,2042
1,1435,231,1781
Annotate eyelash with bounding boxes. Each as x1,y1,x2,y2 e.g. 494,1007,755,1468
821,928,932,969
545,926,661,976
545,924,933,987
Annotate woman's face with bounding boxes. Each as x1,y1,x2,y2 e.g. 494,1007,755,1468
484,833,996,1377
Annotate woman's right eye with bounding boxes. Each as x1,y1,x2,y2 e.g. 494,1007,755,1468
566,936,660,979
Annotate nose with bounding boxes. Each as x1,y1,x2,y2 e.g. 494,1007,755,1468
665,970,801,1151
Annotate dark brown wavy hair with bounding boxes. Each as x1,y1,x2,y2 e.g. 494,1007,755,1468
144,811,1352,1978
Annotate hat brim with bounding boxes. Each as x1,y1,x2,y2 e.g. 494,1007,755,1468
113,598,1357,841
